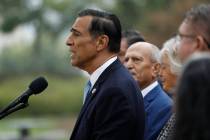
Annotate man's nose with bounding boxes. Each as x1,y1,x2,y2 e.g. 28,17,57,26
66,34,73,46
124,59,133,69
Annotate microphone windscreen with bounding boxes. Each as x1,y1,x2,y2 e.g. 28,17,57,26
29,76,48,94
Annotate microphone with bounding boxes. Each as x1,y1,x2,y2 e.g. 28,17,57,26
26,76,48,96
0,76,48,118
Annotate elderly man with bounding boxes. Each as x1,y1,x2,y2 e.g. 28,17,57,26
124,42,172,140
177,4,210,62
66,9,145,140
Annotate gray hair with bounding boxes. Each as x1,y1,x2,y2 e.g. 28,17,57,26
150,44,161,64
160,37,182,75
185,4,210,46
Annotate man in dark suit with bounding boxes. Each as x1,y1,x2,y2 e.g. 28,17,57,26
66,9,145,140
124,42,172,140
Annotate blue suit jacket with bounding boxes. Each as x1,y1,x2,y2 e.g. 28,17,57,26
70,59,145,140
144,83,173,140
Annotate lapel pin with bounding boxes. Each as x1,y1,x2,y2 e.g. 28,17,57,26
92,88,96,95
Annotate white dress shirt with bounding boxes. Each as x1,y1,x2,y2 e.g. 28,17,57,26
89,56,117,89
141,81,158,98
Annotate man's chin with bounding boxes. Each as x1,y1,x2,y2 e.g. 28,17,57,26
132,76,138,81
70,60,78,66
131,74,137,80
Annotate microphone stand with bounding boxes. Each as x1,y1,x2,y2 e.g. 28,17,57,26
0,94,30,120
0,103,29,120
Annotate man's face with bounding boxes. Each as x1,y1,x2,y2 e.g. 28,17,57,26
66,16,98,71
118,38,128,63
124,45,154,88
178,21,197,62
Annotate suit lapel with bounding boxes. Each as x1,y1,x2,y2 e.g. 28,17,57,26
144,84,161,109
70,59,122,138
81,59,121,115
70,83,99,139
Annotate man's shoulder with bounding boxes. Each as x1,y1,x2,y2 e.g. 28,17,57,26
146,85,173,107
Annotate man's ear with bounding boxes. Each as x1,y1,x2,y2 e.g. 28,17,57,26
195,35,208,51
96,35,109,51
152,63,160,78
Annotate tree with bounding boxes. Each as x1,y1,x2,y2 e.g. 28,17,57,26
0,0,87,75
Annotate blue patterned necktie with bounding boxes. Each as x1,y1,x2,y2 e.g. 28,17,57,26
83,80,92,104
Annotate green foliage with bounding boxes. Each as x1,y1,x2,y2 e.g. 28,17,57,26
1,16,21,32
0,75,86,116
113,0,144,29
144,0,173,10
0,0,31,32
0,43,79,78
1,0,210,47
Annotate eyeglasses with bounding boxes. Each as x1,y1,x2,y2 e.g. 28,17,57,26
175,33,196,42
175,33,210,49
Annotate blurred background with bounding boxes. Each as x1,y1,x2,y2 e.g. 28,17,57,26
0,0,209,139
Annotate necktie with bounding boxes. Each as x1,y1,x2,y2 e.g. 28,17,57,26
83,80,92,104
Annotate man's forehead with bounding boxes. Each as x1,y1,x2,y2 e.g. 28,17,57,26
127,44,153,57
178,21,194,33
72,16,92,29
126,47,143,57
128,43,149,52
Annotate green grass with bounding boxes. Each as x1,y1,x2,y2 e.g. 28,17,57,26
0,74,87,116
0,116,77,140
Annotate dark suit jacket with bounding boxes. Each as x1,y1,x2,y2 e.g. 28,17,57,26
143,83,172,140
70,59,145,140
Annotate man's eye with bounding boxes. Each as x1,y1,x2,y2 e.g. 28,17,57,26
73,32,80,36
124,58,129,62
133,58,141,62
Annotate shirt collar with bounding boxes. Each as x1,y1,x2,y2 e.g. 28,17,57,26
141,81,158,98
89,56,117,88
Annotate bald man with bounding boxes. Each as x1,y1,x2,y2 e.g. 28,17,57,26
124,42,172,140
